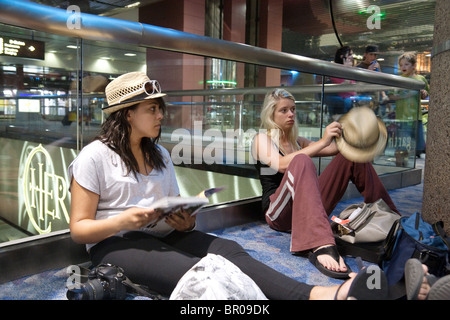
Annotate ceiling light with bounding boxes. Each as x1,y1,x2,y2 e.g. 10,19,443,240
126,2,140,8
124,53,136,56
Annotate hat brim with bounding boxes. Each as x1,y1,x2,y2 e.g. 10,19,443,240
335,117,387,163
102,92,166,114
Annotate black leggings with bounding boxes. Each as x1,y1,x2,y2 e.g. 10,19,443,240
89,230,313,300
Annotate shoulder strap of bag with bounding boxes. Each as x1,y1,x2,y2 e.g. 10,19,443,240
381,218,401,262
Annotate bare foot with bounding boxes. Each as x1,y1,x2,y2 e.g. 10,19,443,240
314,245,347,272
417,264,431,300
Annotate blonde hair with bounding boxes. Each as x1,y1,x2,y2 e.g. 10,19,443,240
260,88,300,154
398,51,417,65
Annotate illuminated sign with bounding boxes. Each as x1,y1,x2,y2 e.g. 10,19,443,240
18,99,40,113
21,144,70,234
0,36,45,60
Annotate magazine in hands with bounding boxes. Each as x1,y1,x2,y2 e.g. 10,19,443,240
147,187,224,228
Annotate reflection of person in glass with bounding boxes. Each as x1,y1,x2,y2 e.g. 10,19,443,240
357,45,381,71
357,45,389,113
327,46,357,118
389,52,429,157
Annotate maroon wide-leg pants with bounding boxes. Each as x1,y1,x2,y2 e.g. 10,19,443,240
265,153,399,252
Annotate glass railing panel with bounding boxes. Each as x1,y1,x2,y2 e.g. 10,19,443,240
383,86,422,168
161,86,261,204
0,29,150,245
77,39,147,147
156,62,327,204
0,30,80,243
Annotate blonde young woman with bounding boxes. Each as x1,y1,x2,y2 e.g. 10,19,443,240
252,88,399,279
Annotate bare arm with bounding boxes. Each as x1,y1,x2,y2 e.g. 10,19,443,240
69,178,159,244
253,122,341,173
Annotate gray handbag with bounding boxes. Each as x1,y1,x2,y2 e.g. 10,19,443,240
332,198,401,244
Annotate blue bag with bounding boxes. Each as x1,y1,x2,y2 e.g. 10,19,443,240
382,212,450,286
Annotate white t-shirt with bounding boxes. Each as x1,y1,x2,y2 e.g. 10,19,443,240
68,140,180,251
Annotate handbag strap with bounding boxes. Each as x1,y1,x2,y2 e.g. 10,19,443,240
381,219,401,262
415,212,424,240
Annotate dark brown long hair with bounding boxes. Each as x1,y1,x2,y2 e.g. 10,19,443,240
95,97,167,178
334,46,353,64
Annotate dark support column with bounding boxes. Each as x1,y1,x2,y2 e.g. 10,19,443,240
421,0,450,233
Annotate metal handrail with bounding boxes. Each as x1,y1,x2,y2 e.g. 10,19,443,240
0,0,424,90
165,83,401,96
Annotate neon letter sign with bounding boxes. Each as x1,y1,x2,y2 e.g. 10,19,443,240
22,144,69,234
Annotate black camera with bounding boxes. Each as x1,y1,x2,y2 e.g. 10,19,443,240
66,263,128,300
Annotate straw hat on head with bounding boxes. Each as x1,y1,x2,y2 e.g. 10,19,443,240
336,107,387,163
103,71,166,114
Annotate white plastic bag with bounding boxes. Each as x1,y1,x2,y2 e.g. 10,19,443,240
170,254,267,300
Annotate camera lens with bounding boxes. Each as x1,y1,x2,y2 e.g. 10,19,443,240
84,278,106,300
66,287,85,300
66,278,106,300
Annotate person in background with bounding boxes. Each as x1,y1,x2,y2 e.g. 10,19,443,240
357,44,381,71
389,52,430,157
326,46,357,118
335,46,354,67
357,44,389,114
